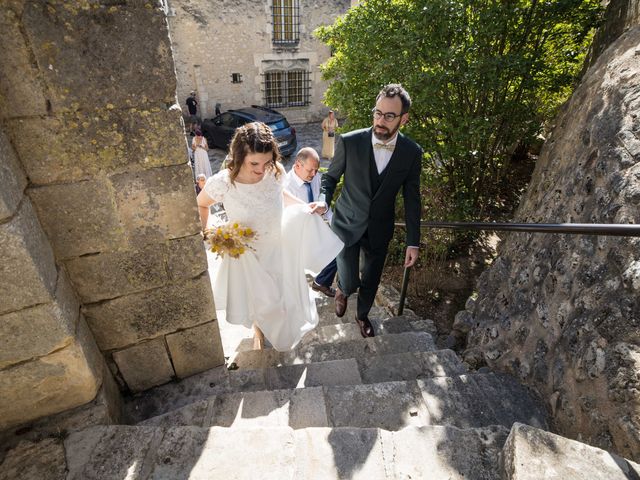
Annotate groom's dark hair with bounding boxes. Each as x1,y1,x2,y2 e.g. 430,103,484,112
377,84,411,114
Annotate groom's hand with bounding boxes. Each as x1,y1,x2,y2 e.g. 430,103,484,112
404,246,419,267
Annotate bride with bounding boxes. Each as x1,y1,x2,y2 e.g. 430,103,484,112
196,122,343,351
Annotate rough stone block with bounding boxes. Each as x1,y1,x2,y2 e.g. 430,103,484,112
165,321,224,379
166,234,208,281
0,438,67,480
502,423,640,479
387,425,508,480
6,109,186,185
0,317,104,430
202,387,328,429
0,199,57,314
0,6,48,120
263,359,362,390
112,338,175,392
148,427,295,479
0,130,27,220
111,165,200,246
0,362,124,457
0,271,79,368
294,427,384,479
65,243,169,303
325,381,429,430
84,274,215,350
359,350,467,384
65,426,165,480
22,2,176,112
28,179,125,259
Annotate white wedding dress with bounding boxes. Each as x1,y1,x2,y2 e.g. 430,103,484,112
203,167,343,351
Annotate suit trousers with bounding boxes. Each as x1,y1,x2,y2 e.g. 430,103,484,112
336,230,388,319
315,258,337,287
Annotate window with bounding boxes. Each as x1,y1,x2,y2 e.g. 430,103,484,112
231,73,243,84
272,0,299,45
262,69,310,107
217,112,239,128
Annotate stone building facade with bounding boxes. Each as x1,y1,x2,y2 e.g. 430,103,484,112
0,1,224,430
164,0,351,123
461,0,640,462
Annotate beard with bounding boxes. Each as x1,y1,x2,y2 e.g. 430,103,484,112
373,122,400,141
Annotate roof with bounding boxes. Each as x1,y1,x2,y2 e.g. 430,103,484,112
228,106,284,124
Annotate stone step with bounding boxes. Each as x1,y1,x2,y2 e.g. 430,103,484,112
297,316,415,349
503,423,640,479
315,294,388,327
358,349,468,383
226,312,419,355
232,331,436,370
138,373,547,431
124,358,362,424
56,424,510,480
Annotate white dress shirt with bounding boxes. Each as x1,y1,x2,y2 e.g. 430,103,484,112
371,132,419,250
371,132,398,174
284,169,332,221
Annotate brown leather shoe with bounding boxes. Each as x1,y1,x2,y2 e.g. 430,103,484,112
334,288,348,317
311,281,336,298
355,315,375,338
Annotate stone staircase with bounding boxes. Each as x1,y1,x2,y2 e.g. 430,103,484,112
2,294,639,479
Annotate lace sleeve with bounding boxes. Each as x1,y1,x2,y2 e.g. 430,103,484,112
203,170,230,203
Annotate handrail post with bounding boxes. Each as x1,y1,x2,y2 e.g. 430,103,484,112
398,266,411,316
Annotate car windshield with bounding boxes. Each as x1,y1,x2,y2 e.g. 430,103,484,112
268,119,289,131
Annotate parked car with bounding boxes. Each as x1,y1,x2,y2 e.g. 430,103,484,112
201,105,297,157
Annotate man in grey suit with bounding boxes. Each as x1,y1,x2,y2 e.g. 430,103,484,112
316,84,422,337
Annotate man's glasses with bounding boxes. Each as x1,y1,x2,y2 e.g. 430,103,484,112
372,108,403,122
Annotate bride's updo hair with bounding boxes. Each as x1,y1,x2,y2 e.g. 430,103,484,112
227,121,282,183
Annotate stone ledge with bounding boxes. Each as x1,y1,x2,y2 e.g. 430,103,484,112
113,337,175,393
84,274,215,351
21,2,176,113
0,270,79,368
6,109,186,185
0,316,104,431
166,321,225,379
0,130,27,221
0,199,57,314
502,422,640,479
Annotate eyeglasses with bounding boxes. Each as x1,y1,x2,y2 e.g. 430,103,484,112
372,108,403,122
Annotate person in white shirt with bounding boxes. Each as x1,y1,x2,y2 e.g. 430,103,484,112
284,147,338,297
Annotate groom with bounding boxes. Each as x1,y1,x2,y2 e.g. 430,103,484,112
317,84,422,337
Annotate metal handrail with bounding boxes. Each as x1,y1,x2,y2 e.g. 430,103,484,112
395,221,640,315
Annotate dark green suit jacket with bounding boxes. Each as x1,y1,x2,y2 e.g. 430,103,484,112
321,127,422,249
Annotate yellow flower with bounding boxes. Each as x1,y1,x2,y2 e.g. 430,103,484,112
203,222,257,259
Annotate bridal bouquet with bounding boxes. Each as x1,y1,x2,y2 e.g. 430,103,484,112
203,222,256,259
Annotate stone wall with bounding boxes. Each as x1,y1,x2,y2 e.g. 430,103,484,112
0,0,224,428
166,0,350,123
463,7,640,461
0,130,108,431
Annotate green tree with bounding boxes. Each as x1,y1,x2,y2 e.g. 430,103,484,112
316,0,602,218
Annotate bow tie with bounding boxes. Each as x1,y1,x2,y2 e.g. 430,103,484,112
374,142,395,151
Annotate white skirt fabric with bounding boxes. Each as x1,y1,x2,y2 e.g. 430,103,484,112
212,203,343,351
